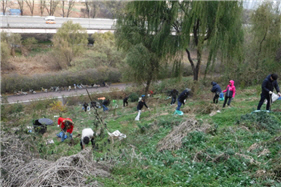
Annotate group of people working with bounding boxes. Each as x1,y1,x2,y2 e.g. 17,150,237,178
209,73,280,110
57,73,280,150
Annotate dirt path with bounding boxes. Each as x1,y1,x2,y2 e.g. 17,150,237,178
5,83,132,104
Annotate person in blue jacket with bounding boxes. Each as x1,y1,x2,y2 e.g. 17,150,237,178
211,82,222,104
176,88,191,112
257,73,281,111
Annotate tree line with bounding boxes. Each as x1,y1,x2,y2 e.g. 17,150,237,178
114,0,281,94
1,0,281,95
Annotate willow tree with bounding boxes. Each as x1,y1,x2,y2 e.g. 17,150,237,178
250,1,281,76
115,1,182,93
116,1,243,84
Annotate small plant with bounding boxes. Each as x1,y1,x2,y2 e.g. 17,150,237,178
129,93,139,102
49,100,67,113
237,111,280,134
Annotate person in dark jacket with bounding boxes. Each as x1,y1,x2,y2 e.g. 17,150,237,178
102,99,110,111
170,89,179,105
211,82,222,104
123,96,129,107
257,73,281,111
135,97,149,121
83,102,88,112
176,88,190,111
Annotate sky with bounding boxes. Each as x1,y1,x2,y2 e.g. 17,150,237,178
242,0,281,9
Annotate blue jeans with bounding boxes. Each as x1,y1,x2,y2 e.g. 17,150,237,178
171,97,176,105
176,100,182,111
103,105,108,111
61,132,72,142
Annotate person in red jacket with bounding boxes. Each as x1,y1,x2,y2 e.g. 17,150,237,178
222,80,236,108
57,117,74,142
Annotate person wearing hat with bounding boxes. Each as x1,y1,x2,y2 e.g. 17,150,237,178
57,117,74,142
210,82,222,104
135,96,149,121
80,128,95,150
257,73,281,111
176,88,190,112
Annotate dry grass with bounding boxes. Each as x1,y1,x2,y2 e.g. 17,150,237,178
156,116,211,152
1,131,110,187
6,54,59,76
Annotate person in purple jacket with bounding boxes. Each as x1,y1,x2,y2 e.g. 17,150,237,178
222,80,236,108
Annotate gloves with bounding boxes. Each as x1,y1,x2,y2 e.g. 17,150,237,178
269,91,273,94
278,92,281,96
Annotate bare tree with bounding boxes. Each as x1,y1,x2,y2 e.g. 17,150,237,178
1,0,8,15
25,0,34,16
83,0,90,18
89,1,98,18
17,0,24,16
61,0,74,17
45,0,60,16
39,0,45,16
66,0,75,18
62,0,65,17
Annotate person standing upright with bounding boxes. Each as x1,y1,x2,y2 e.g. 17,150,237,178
257,73,280,111
222,80,236,108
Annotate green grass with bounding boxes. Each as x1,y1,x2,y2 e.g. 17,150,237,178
1,82,281,187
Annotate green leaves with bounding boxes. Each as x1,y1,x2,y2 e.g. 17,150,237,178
52,21,88,69
237,111,281,134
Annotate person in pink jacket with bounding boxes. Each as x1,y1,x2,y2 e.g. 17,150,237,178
222,80,236,108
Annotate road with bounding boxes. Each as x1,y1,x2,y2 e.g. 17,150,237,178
0,15,115,29
5,83,132,104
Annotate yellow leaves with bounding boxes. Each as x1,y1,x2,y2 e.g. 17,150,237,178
49,100,67,113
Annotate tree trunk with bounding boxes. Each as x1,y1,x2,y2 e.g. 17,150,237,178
62,0,65,17
145,79,151,95
185,48,199,81
66,0,74,18
255,28,267,70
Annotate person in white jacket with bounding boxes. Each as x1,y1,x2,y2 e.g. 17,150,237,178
80,128,95,150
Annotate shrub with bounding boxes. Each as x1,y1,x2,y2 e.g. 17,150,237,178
182,131,207,149
129,93,139,102
237,111,280,134
49,100,67,113
1,68,122,93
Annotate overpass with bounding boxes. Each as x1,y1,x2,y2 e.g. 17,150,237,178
0,15,115,34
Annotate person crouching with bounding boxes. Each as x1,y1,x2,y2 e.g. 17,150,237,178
80,128,95,150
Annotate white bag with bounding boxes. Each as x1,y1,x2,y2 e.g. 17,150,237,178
264,93,279,104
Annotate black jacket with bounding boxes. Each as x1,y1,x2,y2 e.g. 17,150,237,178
137,101,148,110
211,82,222,94
178,89,190,104
170,89,179,98
102,99,110,106
261,74,280,96
123,96,129,102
